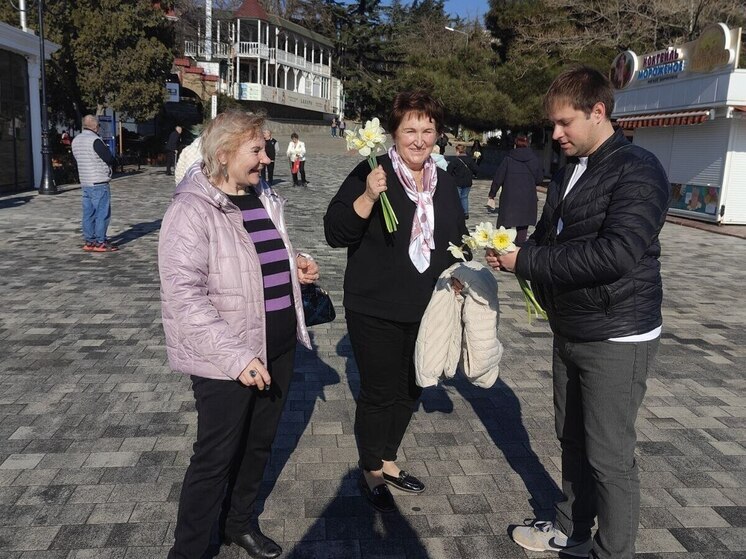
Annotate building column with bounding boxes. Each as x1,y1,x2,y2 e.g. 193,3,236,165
26,58,42,189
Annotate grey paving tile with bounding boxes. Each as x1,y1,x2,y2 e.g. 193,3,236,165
712,506,746,528
104,522,169,547
47,524,110,550
670,527,730,552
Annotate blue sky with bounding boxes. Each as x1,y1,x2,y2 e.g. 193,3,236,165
381,1,488,21
443,0,487,20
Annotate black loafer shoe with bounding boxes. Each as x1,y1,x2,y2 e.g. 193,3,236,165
358,473,396,513
225,525,282,559
383,470,426,494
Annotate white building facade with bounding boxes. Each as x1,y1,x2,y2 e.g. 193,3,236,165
184,0,343,119
612,23,746,224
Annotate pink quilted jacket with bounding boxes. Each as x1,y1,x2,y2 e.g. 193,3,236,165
158,163,311,381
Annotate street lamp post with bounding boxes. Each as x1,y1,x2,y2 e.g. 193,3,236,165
36,0,57,194
444,26,469,48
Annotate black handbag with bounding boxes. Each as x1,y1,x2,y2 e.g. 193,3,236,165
301,283,336,326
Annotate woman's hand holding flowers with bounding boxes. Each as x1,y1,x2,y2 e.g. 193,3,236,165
364,166,387,203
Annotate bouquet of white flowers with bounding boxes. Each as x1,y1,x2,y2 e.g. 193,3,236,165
345,118,398,232
448,222,547,322
472,150,482,160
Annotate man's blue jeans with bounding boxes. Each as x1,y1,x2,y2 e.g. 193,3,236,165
458,186,470,216
552,335,659,559
81,183,111,244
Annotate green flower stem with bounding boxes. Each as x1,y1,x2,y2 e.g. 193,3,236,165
516,275,548,322
367,155,398,232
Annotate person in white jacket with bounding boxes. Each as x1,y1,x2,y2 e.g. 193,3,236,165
286,133,307,187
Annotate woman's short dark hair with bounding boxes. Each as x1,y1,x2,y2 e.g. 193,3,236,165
387,90,444,135
544,66,615,119
290,132,299,140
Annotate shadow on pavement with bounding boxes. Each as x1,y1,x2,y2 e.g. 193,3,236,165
109,219,162,246
451,375,562,519
0,195,33,209
284,333,428,558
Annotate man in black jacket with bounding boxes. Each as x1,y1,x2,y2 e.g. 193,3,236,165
165,125,182,176
261,128,277,184
488,67,670,559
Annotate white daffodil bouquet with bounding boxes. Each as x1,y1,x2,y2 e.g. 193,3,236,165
345,118,398,232
472,150,482,160
448,222,547,322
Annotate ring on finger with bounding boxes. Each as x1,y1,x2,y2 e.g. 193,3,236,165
249,369,257,378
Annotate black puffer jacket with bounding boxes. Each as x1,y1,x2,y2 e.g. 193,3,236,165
515,129,671,342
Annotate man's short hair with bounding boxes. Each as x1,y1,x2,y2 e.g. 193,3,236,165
82,114,98,131
544,66,615,119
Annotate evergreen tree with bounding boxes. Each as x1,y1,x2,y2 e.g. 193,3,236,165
0,1,176,122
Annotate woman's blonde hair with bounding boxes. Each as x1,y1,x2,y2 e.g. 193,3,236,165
200,110,265,183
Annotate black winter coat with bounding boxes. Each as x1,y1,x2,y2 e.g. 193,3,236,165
446,155,479,188
165,130,181,151
489,147,543,228
515,129,671,342
324,154,467,323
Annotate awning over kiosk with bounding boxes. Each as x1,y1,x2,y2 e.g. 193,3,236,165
616,109,714,129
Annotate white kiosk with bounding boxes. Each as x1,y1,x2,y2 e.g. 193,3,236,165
611,23,746,224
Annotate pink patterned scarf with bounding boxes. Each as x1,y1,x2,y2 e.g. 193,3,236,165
388,146,438,273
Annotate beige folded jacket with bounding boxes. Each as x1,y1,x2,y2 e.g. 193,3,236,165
415,261,504,389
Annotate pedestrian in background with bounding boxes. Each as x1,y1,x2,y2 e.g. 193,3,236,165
488,133,543,246
165,125,182,176
71,114,118,252
331,116,338,137
286,132,307,187
430,143,448,171
447,144,479,219
487,66,670,559
324,90,467,513
471,138,483,165
159,110,320,559
338,117,346,138
261,129,277,185
435,131,450,155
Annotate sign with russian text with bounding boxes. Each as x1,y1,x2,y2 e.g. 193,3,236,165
610,23,741,90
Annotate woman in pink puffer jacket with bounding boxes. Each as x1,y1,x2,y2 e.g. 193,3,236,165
159,111,319,559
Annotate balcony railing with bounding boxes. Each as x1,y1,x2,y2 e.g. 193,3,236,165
182,40,332,77
184,40,231,59
238,42,270,57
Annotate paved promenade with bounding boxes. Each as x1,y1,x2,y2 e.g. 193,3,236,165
0,140,745,558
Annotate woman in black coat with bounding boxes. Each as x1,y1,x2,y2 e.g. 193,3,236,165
488,134,543,246
324,91,466,514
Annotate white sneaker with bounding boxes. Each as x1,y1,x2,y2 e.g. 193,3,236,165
511,520,592,557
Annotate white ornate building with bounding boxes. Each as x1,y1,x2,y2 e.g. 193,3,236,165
183,0,343,119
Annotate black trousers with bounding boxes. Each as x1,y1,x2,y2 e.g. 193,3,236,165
291,160,306,185
346,309,423,471
167,347,296,559
261,162,275,184
165,150,177,174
